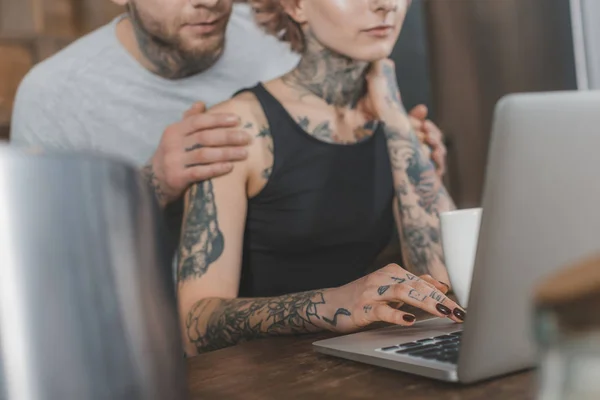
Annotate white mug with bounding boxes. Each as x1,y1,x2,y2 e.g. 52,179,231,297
440,208,482,308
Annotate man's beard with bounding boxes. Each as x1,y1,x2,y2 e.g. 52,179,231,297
127,2,227,79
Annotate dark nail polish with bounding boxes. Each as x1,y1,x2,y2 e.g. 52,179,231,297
436,303,452,315
403,314,416,323
453,308,466,321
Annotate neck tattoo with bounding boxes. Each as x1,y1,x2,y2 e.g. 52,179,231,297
127,4,222,79
282,29,369,108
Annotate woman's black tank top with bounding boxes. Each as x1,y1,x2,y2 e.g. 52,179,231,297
238,84,395,297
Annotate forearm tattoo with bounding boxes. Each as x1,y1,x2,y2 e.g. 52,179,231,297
177,181,224,282
384,123,455,277
186,291,350,354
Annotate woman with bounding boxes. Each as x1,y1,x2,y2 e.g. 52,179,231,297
177,0,464,356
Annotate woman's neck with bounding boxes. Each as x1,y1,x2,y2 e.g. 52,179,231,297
283,30,369,108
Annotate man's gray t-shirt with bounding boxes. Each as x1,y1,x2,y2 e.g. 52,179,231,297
10,4,300,166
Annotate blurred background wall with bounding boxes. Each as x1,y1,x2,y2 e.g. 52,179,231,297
0,0,123,141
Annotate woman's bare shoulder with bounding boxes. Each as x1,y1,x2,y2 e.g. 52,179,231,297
208,91,267,132
207,91,272,194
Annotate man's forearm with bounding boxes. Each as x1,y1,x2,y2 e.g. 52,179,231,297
184,289,349,355
383,116,455,281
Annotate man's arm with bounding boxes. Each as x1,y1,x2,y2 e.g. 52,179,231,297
143,102,252,208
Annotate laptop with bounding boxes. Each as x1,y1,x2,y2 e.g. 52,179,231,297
313,90,600,384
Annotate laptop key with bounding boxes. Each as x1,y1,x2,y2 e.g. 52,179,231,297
398,342,420,348
433,334,454,340
408,343,442,353
420,352,445,360
397,343,436,355
396,347,424,354
409,346,443,356
380,345,400,351
450,331,463,336
416,338,435,344
433,339,455,346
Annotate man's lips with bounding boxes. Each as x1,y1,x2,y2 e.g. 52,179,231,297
183,16,224,34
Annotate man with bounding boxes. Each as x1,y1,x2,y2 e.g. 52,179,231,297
10,0,446,253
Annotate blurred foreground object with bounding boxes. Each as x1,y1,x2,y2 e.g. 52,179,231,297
0,146,188,399
534,254,600,400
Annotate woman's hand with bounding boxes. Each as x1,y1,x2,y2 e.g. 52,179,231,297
409,105,447,179
360,59,447,177
362,59,406,122
323,263,465,334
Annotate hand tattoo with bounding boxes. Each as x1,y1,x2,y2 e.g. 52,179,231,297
363,305,372,314
378,285,391,296
429,291,445,303
323,308,352,327
185,143,203,152
408,289,427,302
382,63,402,108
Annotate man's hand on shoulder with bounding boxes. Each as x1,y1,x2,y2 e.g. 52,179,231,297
143,102,252,208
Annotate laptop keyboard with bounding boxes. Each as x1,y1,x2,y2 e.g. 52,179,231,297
378,331,462,364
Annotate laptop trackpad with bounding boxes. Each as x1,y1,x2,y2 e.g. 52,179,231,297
313,317,460,351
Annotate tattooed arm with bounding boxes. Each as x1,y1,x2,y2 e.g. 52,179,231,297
365,60,455,284
178,93,464,356
387,121,454,283
177,95,342,356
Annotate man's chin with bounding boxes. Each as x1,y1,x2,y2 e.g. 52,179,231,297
177,49,224,77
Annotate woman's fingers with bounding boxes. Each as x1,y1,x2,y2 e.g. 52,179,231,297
379,284,465,323
368,304,417,326
385,266,447,294
412,281,465,323
419,274,450,295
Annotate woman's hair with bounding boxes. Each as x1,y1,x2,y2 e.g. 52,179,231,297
249,0,306,53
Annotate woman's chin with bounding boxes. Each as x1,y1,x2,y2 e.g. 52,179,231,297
347,47,395,63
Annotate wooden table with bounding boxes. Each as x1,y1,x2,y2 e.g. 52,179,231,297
186,325,536,400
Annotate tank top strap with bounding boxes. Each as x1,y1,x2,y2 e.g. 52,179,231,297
234,83,295,136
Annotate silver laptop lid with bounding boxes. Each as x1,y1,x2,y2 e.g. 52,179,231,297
458,90,600,382
0,148,187,399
